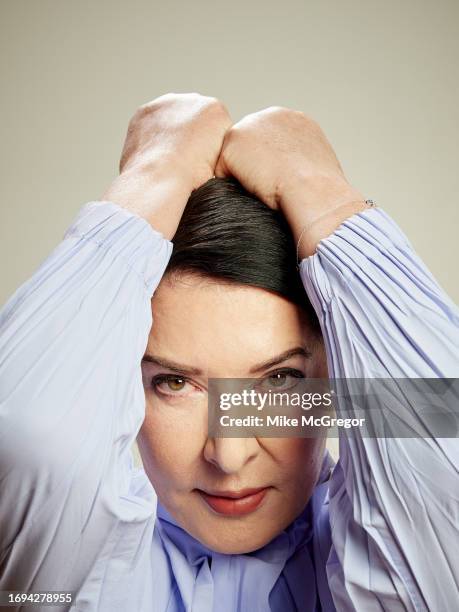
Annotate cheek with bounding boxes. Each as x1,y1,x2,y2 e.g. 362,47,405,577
137,402,207,490
263,437,325,488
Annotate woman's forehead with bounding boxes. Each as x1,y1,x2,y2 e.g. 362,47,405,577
148,276,312,374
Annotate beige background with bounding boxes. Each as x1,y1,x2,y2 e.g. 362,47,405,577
1,0,458,306
1,0,458,461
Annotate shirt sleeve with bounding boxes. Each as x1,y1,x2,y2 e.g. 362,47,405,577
0,202,172,602
300,208,459,611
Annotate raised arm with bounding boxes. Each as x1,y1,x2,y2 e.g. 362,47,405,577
299,208,459,611
0,94,231,608
216,108,459,611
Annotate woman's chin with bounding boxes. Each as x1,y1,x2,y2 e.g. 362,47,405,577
194,528,277,555
164,490,311,556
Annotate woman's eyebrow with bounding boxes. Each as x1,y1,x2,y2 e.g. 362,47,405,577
142,346,312,376
249,347,312,374
141,354,202,375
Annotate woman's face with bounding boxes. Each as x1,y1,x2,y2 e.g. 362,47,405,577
138,273,328,554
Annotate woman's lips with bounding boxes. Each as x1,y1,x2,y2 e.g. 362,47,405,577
198,487,270,516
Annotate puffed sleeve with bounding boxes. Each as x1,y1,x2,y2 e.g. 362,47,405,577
300,208,459,611
0,202,172,606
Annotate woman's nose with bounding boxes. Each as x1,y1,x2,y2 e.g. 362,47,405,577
203,436,260,474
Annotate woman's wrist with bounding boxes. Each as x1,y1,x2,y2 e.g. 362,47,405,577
102,160,192,240
279,173,367,259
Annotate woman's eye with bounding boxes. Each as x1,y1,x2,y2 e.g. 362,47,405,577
165,377,186,391
151,375,196,397
257,369,304,391
269,373,289,387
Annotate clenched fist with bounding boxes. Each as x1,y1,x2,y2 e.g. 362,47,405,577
104,93,232,239
215,106,366,257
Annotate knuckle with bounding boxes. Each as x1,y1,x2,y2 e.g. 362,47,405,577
134,99,158,118
181,92,214,104
221,124,240,144
205,94,221,106
263,105,289,116
294,109,319,127
203,96,229,116
182,91,208,105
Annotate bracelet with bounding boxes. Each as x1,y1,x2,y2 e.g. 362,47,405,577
296,199,376,268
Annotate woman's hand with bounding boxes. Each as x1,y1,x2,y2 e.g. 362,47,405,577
215,106,367,257
103,93,232,239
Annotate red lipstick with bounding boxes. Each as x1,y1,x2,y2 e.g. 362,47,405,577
198,487,269,516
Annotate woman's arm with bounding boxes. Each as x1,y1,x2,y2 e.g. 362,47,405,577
216,107,459,611
0,201,172,597
300,207,459,611
0,93,231,606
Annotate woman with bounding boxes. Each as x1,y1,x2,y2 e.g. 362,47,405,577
0,93,457,611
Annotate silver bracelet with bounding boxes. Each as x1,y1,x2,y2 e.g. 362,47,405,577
296,199,376,268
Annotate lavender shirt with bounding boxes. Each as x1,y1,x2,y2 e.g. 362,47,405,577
0,202,458,611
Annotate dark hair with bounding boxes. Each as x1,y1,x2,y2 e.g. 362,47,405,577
166,177,319,328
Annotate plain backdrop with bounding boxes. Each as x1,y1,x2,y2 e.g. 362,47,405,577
1,0,458,306
1,0,458,460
